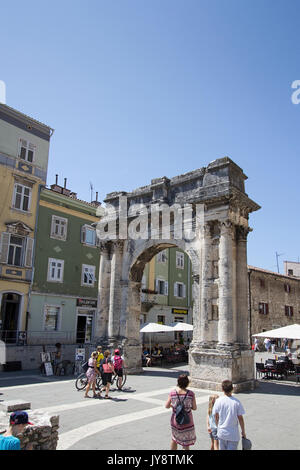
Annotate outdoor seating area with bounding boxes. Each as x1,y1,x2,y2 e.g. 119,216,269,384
255,356,298,381
142,345,188,367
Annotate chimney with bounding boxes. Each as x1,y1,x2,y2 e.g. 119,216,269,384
55,174,58,185
64,178,67,189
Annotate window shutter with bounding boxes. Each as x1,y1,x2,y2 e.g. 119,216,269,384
24,237,34,267
174,282,178,297
155,279,159,293
182,283,186,298
81,226,86,243
0,233,10,263
165,281,168,295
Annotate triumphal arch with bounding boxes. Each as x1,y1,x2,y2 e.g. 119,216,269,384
94,157,260,392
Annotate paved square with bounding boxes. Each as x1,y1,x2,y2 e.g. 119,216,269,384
0,360,299,451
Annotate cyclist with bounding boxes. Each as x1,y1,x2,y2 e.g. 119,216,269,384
111,349,125,389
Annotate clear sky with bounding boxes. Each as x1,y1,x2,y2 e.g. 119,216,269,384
1,0,300,272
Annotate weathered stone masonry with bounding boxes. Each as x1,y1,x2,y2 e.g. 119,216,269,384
95,157,260,392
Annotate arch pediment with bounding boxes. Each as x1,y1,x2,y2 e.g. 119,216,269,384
5,221,33,236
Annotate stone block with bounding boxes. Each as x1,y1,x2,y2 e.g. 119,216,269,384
0,400,31,412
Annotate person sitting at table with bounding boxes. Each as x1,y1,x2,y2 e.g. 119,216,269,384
142,347,151,367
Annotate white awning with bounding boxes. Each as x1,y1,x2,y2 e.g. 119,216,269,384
140,322,174,333
252,324,300,340
168,322,193,331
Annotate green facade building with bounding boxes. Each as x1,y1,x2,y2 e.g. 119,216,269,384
141,247,193,345
28,182,100,345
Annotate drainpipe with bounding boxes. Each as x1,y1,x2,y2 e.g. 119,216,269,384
248,268,252,345
27,183,44,336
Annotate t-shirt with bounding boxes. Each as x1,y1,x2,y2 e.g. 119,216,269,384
212,395,245,442
0,435,21,450
96,352,104,368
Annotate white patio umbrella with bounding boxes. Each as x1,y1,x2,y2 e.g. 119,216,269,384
252,324,300,340
140,322,173,352
168,322,193,331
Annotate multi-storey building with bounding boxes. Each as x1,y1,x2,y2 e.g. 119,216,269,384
28,181,101,345
0,104,53,343
141,248,193,344
248,265,300,338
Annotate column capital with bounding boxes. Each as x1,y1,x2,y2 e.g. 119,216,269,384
236,225,251,242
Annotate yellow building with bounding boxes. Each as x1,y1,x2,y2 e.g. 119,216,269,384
0,103,53,343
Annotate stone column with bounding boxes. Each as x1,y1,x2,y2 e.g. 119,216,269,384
218,220,234,347
199,223,213,346
236,226,250,346
107,240,124,346
124,280,143,373
95,242,111,340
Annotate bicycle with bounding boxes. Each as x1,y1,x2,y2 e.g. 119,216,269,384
75,368,127,391
75,370,102,391
111,368,127,390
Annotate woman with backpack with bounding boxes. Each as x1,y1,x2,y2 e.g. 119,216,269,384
112,349,125,389
100,350,115,399
165,374,197,450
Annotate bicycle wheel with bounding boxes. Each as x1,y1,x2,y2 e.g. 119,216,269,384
117,369,127,390
96,375,103,391
75,373,88,391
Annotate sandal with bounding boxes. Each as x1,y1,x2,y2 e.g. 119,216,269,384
104,395,112,399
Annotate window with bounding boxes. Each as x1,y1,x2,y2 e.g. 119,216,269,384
47,258,64,282
176,251,185,269
44,305,60,331
284,283,291,293
51,216,68,241
81,225,96,246
155,279,168,295
82,264,96,287
174,282,186,298
12,184,31,212
157,315,165,325
259,279,265,289
288,269,294,276
258,302,269,315
285,305,294,317
7,236,24,266
157,250,167,263
0,234,34,268
19,139,35,163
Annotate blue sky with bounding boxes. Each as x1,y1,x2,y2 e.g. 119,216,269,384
1,0,300,272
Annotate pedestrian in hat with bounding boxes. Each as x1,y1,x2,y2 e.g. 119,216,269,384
0,411,33,450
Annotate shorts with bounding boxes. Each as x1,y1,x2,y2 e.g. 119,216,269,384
115,368,123,377
102,373,112,385
210,429,218,440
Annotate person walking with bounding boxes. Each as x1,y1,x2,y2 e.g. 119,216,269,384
264,337,271,353
84,351,101,398
100,350,115,399
111,349,125,389
212,380,246,451
0,411,33,450
165,374,197,450
207,395,219,450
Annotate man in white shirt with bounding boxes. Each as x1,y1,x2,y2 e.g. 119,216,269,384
212,380,246,450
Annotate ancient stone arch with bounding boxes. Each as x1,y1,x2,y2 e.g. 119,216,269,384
95,157,260,392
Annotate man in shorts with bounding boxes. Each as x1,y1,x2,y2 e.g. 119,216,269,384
96,345,104,372
213,380,246,450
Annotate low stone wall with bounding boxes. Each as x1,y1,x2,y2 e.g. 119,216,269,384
0,409,59,450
